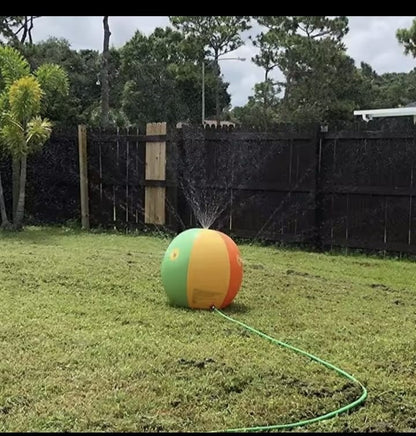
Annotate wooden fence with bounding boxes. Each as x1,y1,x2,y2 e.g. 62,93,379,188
81,123,178,231
1,121,416,254
171,125,416,254
320,130,416,252
0,127,79,225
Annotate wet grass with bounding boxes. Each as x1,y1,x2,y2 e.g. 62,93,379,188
0,226,415,432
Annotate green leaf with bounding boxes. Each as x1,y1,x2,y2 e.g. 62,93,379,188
34,63,69,97
26,115,52,152
397,19,416,57
0,111,26,157
8,75,42,121
0,45,30,89
170,16,251,59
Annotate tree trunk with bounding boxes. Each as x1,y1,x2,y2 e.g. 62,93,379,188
13,154,27,230
282,49,295,105
283,71,292,103
264,69,269,109
101,16,111,127
263,70,269,131
0,171,11,229
20,16,28,44
12,156,20,221
28,16,34,44
18,16,37,45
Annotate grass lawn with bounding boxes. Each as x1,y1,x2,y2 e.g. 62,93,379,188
0,226,415,432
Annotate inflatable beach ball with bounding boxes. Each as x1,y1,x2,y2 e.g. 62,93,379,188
161,228,243,309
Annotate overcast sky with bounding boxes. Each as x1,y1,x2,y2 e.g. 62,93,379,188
30,16,416,108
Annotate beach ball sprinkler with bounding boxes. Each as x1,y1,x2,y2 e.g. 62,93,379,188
161,228,243,309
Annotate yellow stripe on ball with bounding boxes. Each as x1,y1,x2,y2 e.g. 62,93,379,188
187,229,230,309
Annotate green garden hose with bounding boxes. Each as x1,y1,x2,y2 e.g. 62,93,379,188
211,307,368,433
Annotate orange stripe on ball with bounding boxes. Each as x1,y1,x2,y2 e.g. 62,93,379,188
218,231,243,309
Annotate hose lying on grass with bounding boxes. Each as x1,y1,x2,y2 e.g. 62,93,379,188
210,307,368,433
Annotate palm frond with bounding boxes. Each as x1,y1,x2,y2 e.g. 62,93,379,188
34,63,69,97
0,92,10,124
26,116,52,153
8,75,42,121
0,112,26,157
0,46,30,89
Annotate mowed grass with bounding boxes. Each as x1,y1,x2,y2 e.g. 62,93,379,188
0,226,415,432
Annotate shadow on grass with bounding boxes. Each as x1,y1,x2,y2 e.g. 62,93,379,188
0,224,140,245
163,301,250,315
220,301,250,314
0,225,80,244
0,224,174,246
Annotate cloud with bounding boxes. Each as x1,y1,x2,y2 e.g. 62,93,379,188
32,16,170,50
31,16,416,108
345,16,415,73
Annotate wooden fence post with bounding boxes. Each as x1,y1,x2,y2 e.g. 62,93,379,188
145,122,167,225
78,124,90,230
314,125,325,250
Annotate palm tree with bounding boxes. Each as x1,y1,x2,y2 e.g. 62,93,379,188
0,171,10,228
0,46,68,230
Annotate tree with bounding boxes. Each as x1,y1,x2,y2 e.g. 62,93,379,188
251,29,280,83
397,19,416,57
0,45,30,228
250,31,282,125
119,27,230,128
355,61,416,110
256,17,348,95
101,16,111,127
15,16,40,44
0,46,68,230
0,16,40,45
0,17,24,42
252,16,357,124
283,43,366,124
120,28,188,127
21,38,104,125
232,81,281,129
170,16,251,124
